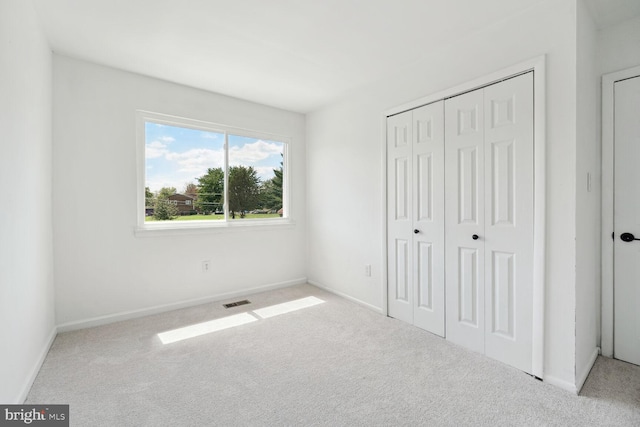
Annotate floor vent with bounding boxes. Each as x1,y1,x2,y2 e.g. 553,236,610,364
223,299,251,309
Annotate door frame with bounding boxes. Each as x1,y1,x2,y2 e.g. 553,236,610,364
601,65,640,358
381,55,546,378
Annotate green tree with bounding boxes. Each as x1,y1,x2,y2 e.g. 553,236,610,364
184,182,198,197
196,168,224,214
145,186,154,208
157,187,176,199
153,187,178,220
153,198,179,220
228,165,260,218
260,160,283,210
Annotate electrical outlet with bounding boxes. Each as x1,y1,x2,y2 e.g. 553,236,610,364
364,264,371,277
202,260,211,273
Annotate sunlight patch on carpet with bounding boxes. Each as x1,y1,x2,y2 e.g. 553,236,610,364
158,312,258,344
158,296,325,344
252,296,325,319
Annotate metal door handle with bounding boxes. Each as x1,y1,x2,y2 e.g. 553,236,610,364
620,232,640,242
472,234,479,240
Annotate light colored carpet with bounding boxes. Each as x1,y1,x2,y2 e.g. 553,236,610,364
26,284,640,426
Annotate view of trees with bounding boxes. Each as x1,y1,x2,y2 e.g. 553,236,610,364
228,166,260,218
153,186,178,220
196,167,224,214
184,182,198,197
146,163,283,221
145,187,154,208
260,158,283,211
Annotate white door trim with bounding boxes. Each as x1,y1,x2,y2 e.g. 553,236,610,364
382,55,546,378
601,65,640,358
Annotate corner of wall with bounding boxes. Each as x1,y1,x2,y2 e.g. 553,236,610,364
0,0,56,403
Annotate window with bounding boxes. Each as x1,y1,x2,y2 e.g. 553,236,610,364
138,111,289,230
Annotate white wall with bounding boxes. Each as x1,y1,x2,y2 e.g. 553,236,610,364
574,0,600,392
598,15,640,76
0,0,55,403
53,56,306,327
307,0,579,389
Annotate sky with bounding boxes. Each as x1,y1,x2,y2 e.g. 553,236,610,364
145,122,284,193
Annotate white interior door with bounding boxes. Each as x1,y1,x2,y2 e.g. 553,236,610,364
444,87,486,354
413,102,445,336
445,73,534,373
388,110,413,324
483,73,534,373
387,102,445,336
614,75,640,366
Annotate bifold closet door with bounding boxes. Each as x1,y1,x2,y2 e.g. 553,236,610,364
412,103,445,336
444,87,486,353
388,110,414,324
387,102,445,336
445,73,534,373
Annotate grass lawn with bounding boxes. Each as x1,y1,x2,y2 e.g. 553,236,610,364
145,213,281,222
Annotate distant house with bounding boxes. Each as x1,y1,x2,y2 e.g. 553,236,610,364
168,193,197,215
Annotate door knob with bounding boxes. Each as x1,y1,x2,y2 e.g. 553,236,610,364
414,229,420,234
472,234,479,240
620,232,640,242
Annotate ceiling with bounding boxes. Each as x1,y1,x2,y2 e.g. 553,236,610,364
33,0,640,113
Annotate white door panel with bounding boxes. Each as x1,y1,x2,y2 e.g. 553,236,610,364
483,73,534,373
388,111,413,323
387,102,445,336
445,88,485,354
614,75,640,366
413,102,445,336
445,73,533,373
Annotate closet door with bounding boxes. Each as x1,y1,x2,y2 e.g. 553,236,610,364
387,102,445,336
445,72,534,373
388,110,414,324
413,102,445,336
483,73,534,373
444,88,486,354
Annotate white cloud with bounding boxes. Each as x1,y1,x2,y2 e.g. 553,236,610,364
201,132,220,140
253,166,277,181
229,140,282,164
159,136,175,143
166,148,224,176
146,141,169,159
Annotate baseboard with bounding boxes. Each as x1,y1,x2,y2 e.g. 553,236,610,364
543,374,577,394
57,277,307,332
17,325,57,403
576,347,600,394
308,280,384,314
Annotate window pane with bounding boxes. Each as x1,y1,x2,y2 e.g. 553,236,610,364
228,134,285,220
145,122,225,221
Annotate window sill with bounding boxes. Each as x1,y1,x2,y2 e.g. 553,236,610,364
134,218,296,237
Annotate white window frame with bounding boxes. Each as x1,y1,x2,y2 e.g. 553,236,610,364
135,110,292,236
